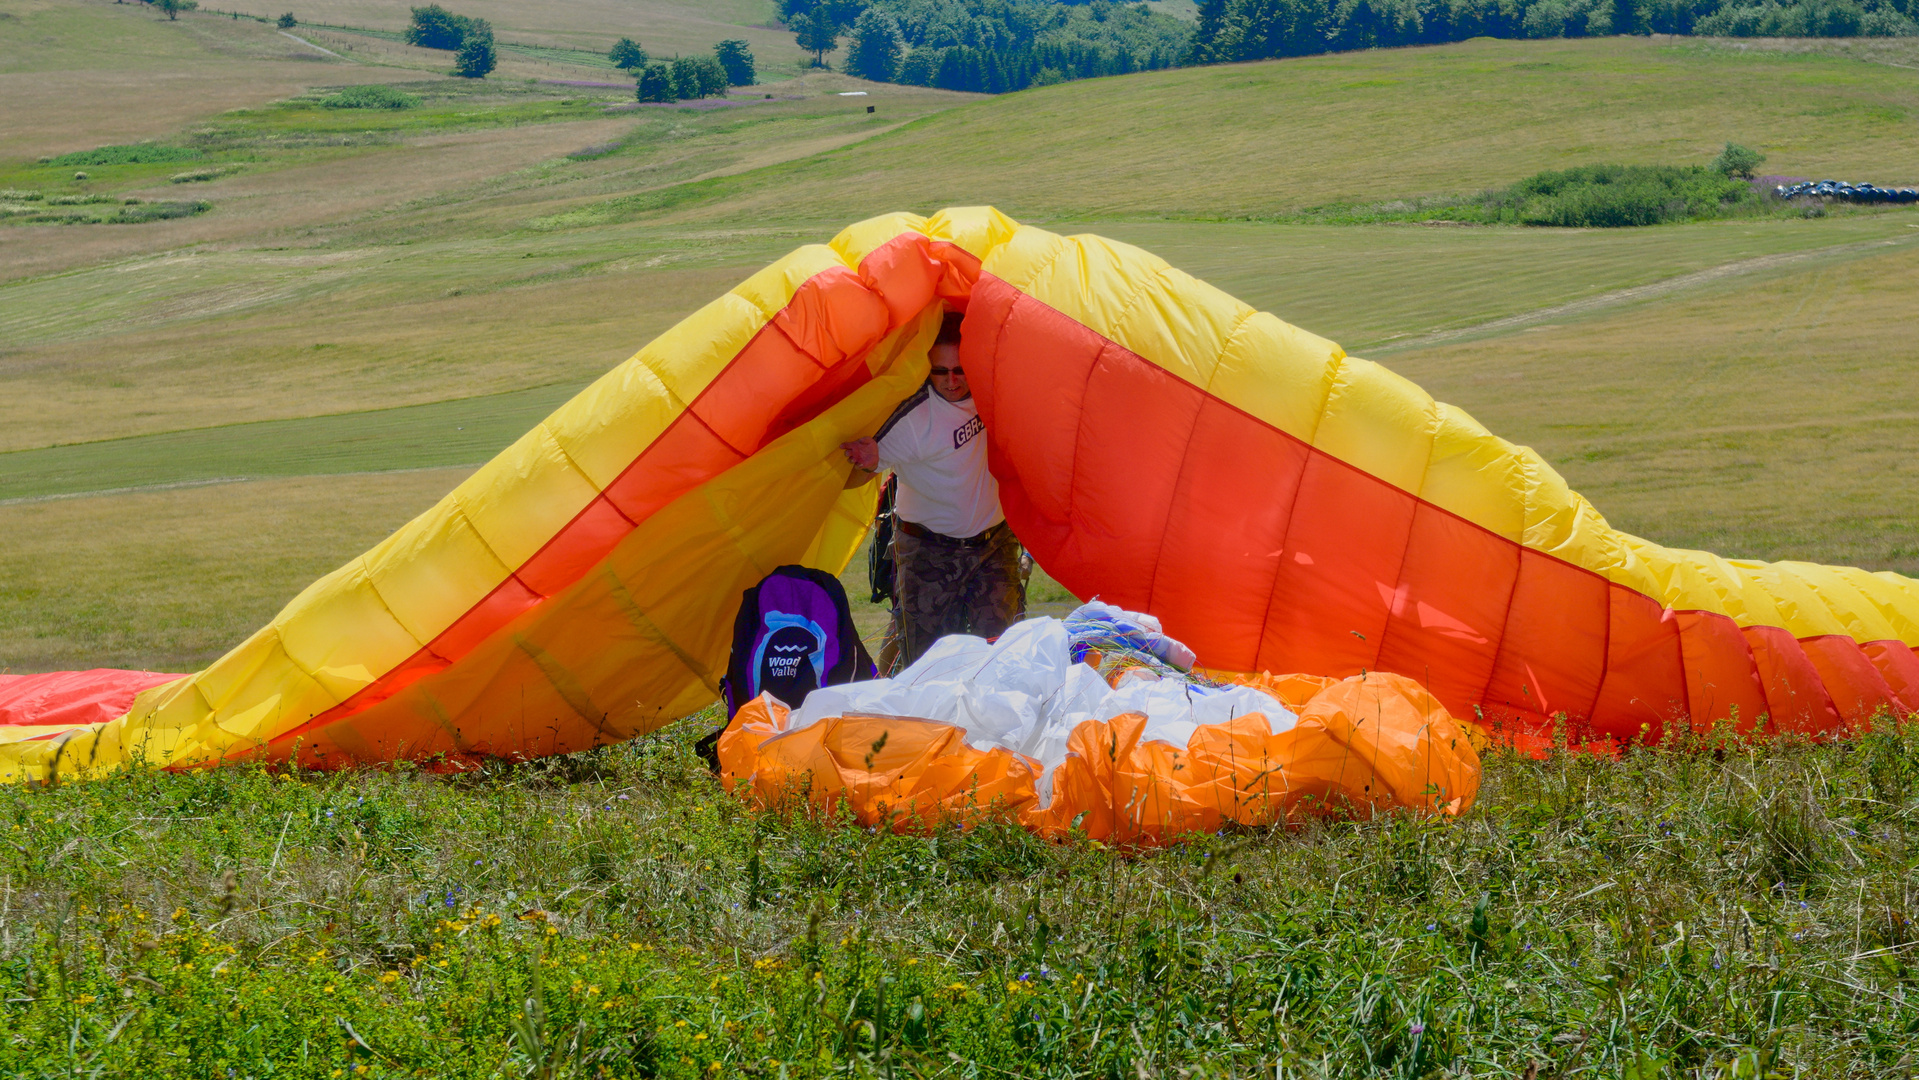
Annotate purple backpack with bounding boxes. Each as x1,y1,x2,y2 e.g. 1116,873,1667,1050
720,565,875,718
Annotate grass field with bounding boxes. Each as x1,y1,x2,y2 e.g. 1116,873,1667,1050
8,715,1919,1076
6,2,1919,1072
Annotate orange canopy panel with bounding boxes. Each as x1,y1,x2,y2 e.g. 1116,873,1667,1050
717,654,1482,842
6,207,1918,784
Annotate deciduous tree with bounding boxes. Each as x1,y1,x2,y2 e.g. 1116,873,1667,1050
794,8,842,67
406,4,474,50
636,61,676,101
898,47,936,85
671,54,728,98
714,39,756,85
452,19,496,77
609,37,647,69
845,10,903,81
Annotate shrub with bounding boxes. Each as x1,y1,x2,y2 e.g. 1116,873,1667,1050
277,11,296,28
1489,164,1759,227
319,84,422,109
1712,142,1766,179
1300,159,1771,228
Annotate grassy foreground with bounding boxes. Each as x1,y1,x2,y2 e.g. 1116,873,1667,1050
6,721,1919,1077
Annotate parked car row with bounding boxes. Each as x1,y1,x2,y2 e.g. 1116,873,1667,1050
1774,180,1919,203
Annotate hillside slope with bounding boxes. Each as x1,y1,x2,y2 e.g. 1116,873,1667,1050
625,36,1919,224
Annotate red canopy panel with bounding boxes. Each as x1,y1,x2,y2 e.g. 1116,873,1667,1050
0,670,187,732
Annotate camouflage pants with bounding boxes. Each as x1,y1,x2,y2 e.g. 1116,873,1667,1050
887,522,1025,670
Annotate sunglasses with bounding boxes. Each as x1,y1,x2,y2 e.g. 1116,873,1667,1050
930,366,964,377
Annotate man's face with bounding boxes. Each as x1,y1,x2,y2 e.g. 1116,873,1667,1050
929,343,969,403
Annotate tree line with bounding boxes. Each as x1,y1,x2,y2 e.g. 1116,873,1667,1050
609,37,759,101
1188,0,1917,63
405,6,759,98
371,0,1919,103
784,0,1193,93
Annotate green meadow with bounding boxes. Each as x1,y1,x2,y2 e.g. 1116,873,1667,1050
4,0,1919,1073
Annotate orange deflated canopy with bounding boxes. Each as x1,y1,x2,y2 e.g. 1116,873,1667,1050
716,610,1481,842
5,206,1917,786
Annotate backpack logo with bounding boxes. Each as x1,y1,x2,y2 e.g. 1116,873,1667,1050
718,564,876,725
753,611,827,687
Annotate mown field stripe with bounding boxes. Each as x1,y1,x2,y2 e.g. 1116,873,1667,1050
0,383,581,502
1369,231,1919,353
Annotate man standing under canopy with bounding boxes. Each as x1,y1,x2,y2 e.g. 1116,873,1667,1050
841,312,1025,668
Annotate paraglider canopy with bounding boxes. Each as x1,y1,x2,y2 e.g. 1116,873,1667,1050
2,207,1916,786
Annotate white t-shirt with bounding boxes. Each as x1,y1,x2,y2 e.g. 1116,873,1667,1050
875,385,1004,539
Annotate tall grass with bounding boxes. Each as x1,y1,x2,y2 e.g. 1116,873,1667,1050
5,714,1917,1075
45,144,204,167
318,85,422,110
